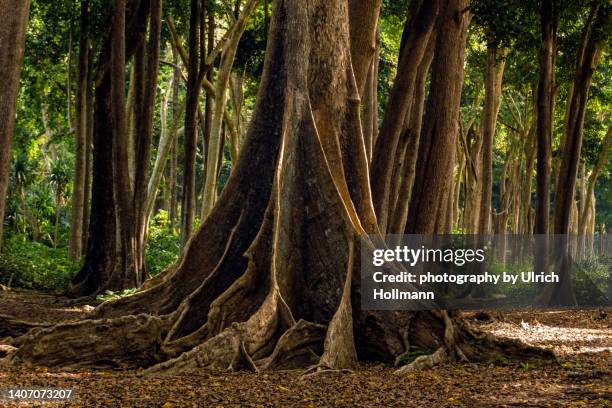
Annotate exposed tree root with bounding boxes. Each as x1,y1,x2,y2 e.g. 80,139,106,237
4,314,168,369
394,311,555,375
0,315,47,339
299,367,354,380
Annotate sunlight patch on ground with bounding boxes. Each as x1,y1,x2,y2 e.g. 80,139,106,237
486,322,612,356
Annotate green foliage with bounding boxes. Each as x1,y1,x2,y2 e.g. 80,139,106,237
145,211,181,276
0,235,80,291
490,353,509,366
397,346,435,365
96,287,139,302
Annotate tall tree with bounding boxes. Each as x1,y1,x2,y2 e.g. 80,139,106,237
180,0,202,245
370,0,439,232
134,0,162,273
554,3,609,234
200,0,260,220
534,0,558,234
0,0,31,250
406,0,471,234
69,0,152,296
68,0,90,260
579,127,611,235
477,45,507,234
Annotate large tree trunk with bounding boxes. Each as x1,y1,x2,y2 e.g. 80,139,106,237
69,0,90,260
69,72,118,296
68,0,152,296
0,0,31,250
553,4,608,234
534,0,557,235
477,45,506,234
7,0,550,374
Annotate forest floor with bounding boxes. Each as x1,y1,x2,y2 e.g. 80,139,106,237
0,289,610,407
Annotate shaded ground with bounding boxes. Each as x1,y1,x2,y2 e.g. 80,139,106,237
0,289,610,407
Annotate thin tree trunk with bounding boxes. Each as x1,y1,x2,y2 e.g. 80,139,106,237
145,75,182,225
69,0,90,260
54,191,61,248
228,72,244,162
180,0,202,245
111,0,140,287
387,38,434,235
66,1,75,132
134,0,162,274
202,1,214,175
168,49,180,228
371,0,440,232
0,0,31,250
348,0,382,95
579,127,611,235
200,0,260,221
554,4,608,234
362,55,376,162
126,62,137,183
406,0,471,234
520,118,536,234
81,64,93,251
463,92,483,233
535,0,557,234
477,45,506,234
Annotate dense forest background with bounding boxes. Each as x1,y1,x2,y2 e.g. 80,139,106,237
0,0,609,294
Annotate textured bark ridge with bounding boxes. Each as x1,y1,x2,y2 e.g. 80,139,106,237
4,0,551,374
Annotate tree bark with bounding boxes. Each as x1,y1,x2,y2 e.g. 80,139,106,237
579,127,611,235
133,0,162,275
406,0,471,234
371,0,439,232
200,0,259,220
387,38,434,235
81,63,94,250
534,0,557,234
69,0,151,296
554,4,608,234
348,0,382,95
69,0,90,260
168,48,181,228
180,0,202,245
477,45,506,234
0,0,31,250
